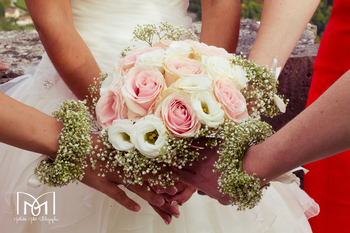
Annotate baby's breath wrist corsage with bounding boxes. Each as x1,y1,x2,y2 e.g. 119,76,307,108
34,100,94,187
211,118,274,210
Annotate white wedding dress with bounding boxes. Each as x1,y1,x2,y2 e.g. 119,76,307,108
0,0,319,232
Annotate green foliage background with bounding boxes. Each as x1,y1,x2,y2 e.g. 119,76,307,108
189,0,333,43
0,0,33,31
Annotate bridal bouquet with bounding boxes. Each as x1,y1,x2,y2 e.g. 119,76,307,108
36,23,286,210
90,23,286,210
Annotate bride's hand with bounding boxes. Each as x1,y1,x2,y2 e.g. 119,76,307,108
175,141,231,205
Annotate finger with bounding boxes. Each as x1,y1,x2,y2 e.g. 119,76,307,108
127,182,165,207
102,182,141,212
150,204,173,225
151,184,178,196
168,186,197,206
0,63,9,71
159,201,180,218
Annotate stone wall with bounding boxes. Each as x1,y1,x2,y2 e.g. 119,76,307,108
0,19,319,131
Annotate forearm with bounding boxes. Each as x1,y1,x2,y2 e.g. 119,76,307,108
200,0,241,53
0,92,62,158
248,0,320,68
243,70,350,184
39,26,100,100
26,0,101,101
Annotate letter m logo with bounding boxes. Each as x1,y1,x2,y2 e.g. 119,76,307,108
16,192,55,216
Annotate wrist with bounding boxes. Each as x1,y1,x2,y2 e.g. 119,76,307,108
248,47,275,69
36,118,63,159
242,144,270,187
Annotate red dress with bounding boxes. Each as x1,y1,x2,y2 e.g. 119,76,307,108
304,0,350,232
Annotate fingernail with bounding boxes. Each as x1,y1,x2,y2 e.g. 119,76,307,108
173,213,180,219
134,205,141,212
157,197,165,206
164,219,170,225
170,187,178,195
156,189,165,194
171,201,178,206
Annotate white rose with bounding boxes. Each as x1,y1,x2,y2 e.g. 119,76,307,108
108,120,134,151
202,55,233,79
100,68,125,95
165,41,192,58
135,49,165,72
191,90,225,128
230,65,249,90
132,115,167,158
172,75,213,93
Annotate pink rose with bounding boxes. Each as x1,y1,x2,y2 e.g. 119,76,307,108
115,47,164,71
153,40,174,50
155,91,200,137
121,66,165,120
96,86,128,129
164,57,206,87
190,41,230,59
214,78,249,122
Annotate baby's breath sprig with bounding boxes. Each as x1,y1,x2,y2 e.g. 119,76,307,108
120,22,197,57
231,54,287,117
34,100,94,187
132,22,197,46
87,72,108,112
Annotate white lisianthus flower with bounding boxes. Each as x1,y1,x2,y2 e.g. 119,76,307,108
132,115,167,158
135,49,166,72
270,58,282,80
274,94,286,113
108,119,134,151
231,65,249,90
165,41,192,58
100,68,124,95
191,90,225,128
202,55,233,79
172,75,213,93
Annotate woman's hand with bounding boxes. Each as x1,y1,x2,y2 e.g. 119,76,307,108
0,62,9,71
176,152,231,205
174,139,231,205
